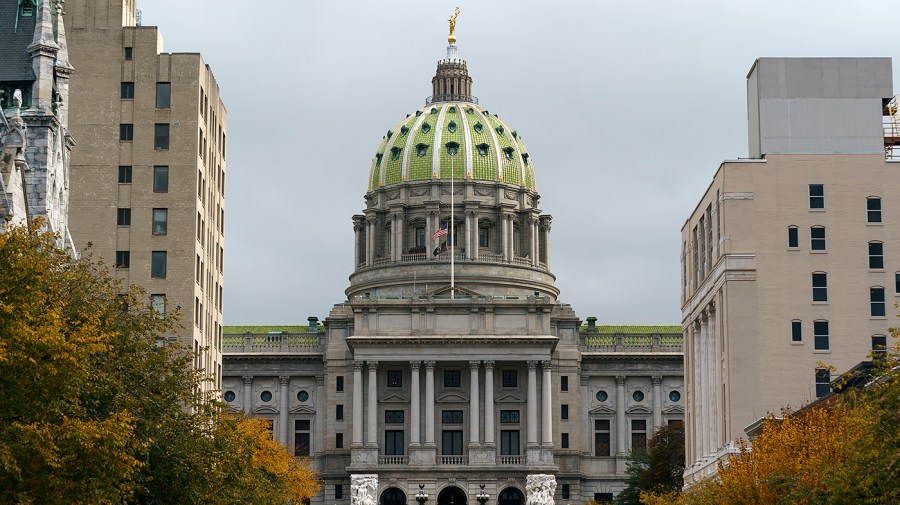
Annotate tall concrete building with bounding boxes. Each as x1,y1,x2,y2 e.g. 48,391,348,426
222,32,684,504
64,0,227,389
681,57,897,484
0,0,76,252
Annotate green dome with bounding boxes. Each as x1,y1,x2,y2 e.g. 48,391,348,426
368,102,536,191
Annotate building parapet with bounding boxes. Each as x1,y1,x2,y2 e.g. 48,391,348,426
222,332,324,354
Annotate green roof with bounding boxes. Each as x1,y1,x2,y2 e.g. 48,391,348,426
585,325,682,334
224,325,314,334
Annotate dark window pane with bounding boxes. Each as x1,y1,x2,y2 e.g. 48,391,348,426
120,82,134,99
812,273,828,302
335,433,343,448
151,251,167,278
872,335,887,357
385,430,404,455
868,198,882,223
561,404,569,420
153,166,169,193
871,287,886,317
442,430,463,455
500,430,520,455
119,123,133,141
815,369,830,398
294,433,310,457
869,243,884,269
295,420,310,430
810,227,826,250
387,370,402,388
152,208,167,235
441,410,463,424
156,82,171,108
115,250,130,269
117,208,131,226
502,370,518,388
500,410,520,424
791,320,802,342
443,370,460,388
336,404,344,420
118,165,132,183
788,227,798,248
154,123,169,149
384,410,404,424
336,376,344,392
124,47,132,60
335,485,343,500
594,432,610,456
809,184,824,208
561,375,569,392
561,432,569,448
813,320,829,350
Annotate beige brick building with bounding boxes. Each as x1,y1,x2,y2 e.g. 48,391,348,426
681,58,897,484
64,0,227,389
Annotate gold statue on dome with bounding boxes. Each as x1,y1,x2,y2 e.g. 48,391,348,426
448,7,460,44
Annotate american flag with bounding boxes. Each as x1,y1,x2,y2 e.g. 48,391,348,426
432,223,448,239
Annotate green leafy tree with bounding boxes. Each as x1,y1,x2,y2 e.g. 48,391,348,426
615,423,685,505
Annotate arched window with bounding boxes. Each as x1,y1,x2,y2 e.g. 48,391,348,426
791,319,802,342
868,241,884,269
390,147,401,161
787,226,799,248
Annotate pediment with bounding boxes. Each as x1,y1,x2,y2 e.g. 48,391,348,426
495,393,525,404
437,392,469,403
380,394,408,404
428,284,484,298
290,405,317,415
626,405,652,415
253,406,278,415
589,405,616,415
663,405,684,414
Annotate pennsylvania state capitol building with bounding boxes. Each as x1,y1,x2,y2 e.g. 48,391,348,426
222,21,684,505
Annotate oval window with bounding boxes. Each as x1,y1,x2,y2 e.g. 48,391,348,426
495,126,505,136
596,390,608,402
669,391,681,402
260,390,273,402
466,107,474,114
448,121,457,133
430,108,438,114
297,390,310,402
521,153,530,166
224,391,236,402
400,126,409,136
375,153,383,166
474,123,483,134
390,147,401,160
386,130,393,139
446,141,459,156
449,106,457,113
477,143,489,157
633,391,645,402
503,147,514,160
421,123,431,134
416,144,428,157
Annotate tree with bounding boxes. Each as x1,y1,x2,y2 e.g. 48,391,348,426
615,423,685,505
0,222,320,504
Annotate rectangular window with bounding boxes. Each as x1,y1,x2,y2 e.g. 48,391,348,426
294,419,310,457
117,208,131,226
119,123,133,141
442,430,463,455
809,184,824,209
151,251,167,278
153,166,169,193
118,165,132,183
560,375,568,392
812,272,828,302
594,419,610,456
867,197,882,223
896,273,900,294
150,294,165,315
154,123,170,149
872,335,888,358
791,320,802,342
814,320,829,350
115,250,130,269
479,227,489,248
869,242,884,269
336,404,344,420
631,419,647,449
415,227,425,248
561,485,570,500
336,376,344,392
815,368,830,398
595,493,613,504
384,410,404,424
335,484,344,501
335,432,344,449
124,47,133,60
385,430,404,455
810,227,826,251
156,82,171,108
502,370,518,388
443,370,461,388
561,432,569,448
499,410,520,424
788,226,799,248
870,287,886,317
500,430,520,455
441,410,463,424
120,82,134,99
387,370,402,388
561,404,569,420
152,208,168,235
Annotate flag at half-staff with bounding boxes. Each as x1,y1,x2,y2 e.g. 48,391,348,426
432,222,448,239
433,241,447,257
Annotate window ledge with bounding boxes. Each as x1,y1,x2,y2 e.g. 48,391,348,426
870,316,888,320
813,349,831,353
869,269,885,273
810,250,828,254
808,209,826,212
791,341,803,345
787,247,800,251
866,222,883,226
812,301,829,305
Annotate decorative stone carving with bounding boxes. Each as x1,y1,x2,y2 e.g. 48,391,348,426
475,187,495,197
387,190,400,201
350,474,378,505
504,190,517,200
525,474,557,505
410,187,430,197
441,186,464,196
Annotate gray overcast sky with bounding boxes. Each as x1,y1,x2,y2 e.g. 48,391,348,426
138,0,900,326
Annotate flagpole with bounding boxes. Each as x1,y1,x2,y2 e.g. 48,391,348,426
450,148,455,299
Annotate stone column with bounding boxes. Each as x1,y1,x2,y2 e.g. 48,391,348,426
508,216,516,259
708,306,718,452
366,361,378,448
352,361,364,447
652,375,663,431
699,315,709,457
279,376,291,444
397,213,405,259
483,361,495,447
466,211,474,260
541,218,552,268
353,222,362,269
692,321,702,461
500,213,509,261
242,375,253,414
314,375,325,455
541,361,553,446
365,217,376,266
424,361,436,446
469,360,480,446
615,375,627,455
527,361,539,447
530,218,538,267
410,361,421,447
426,211,434,252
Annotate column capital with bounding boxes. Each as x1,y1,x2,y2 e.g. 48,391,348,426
279,376,291,385
242,375,254,385
367,360,379,370
615,375,626,385
651,375,663,385
352,361,364,371
353,222,363,232
469,360,481,369
409,360,422,370
541,361,552,370
424,360,436,370
526,360,539,370
483,360,495,370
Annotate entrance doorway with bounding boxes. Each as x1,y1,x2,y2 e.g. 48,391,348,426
498,488,524,505
437,486,467,505
381,488,407,505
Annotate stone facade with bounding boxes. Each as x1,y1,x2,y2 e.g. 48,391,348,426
0,0,76,252
63,0,227,390
681,58,899,484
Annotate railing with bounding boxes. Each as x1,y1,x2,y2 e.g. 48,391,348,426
497,455,524,465
584,334,683,353
223,333,323,354
425,94,479,105
438,455,468,465
378,455,408,465
356,253,547,273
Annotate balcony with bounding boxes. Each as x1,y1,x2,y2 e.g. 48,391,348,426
437,455,468,465
497,455,524,465
222,333,323,354
358,252,547,273
377,455,408,465
583,334,683,353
